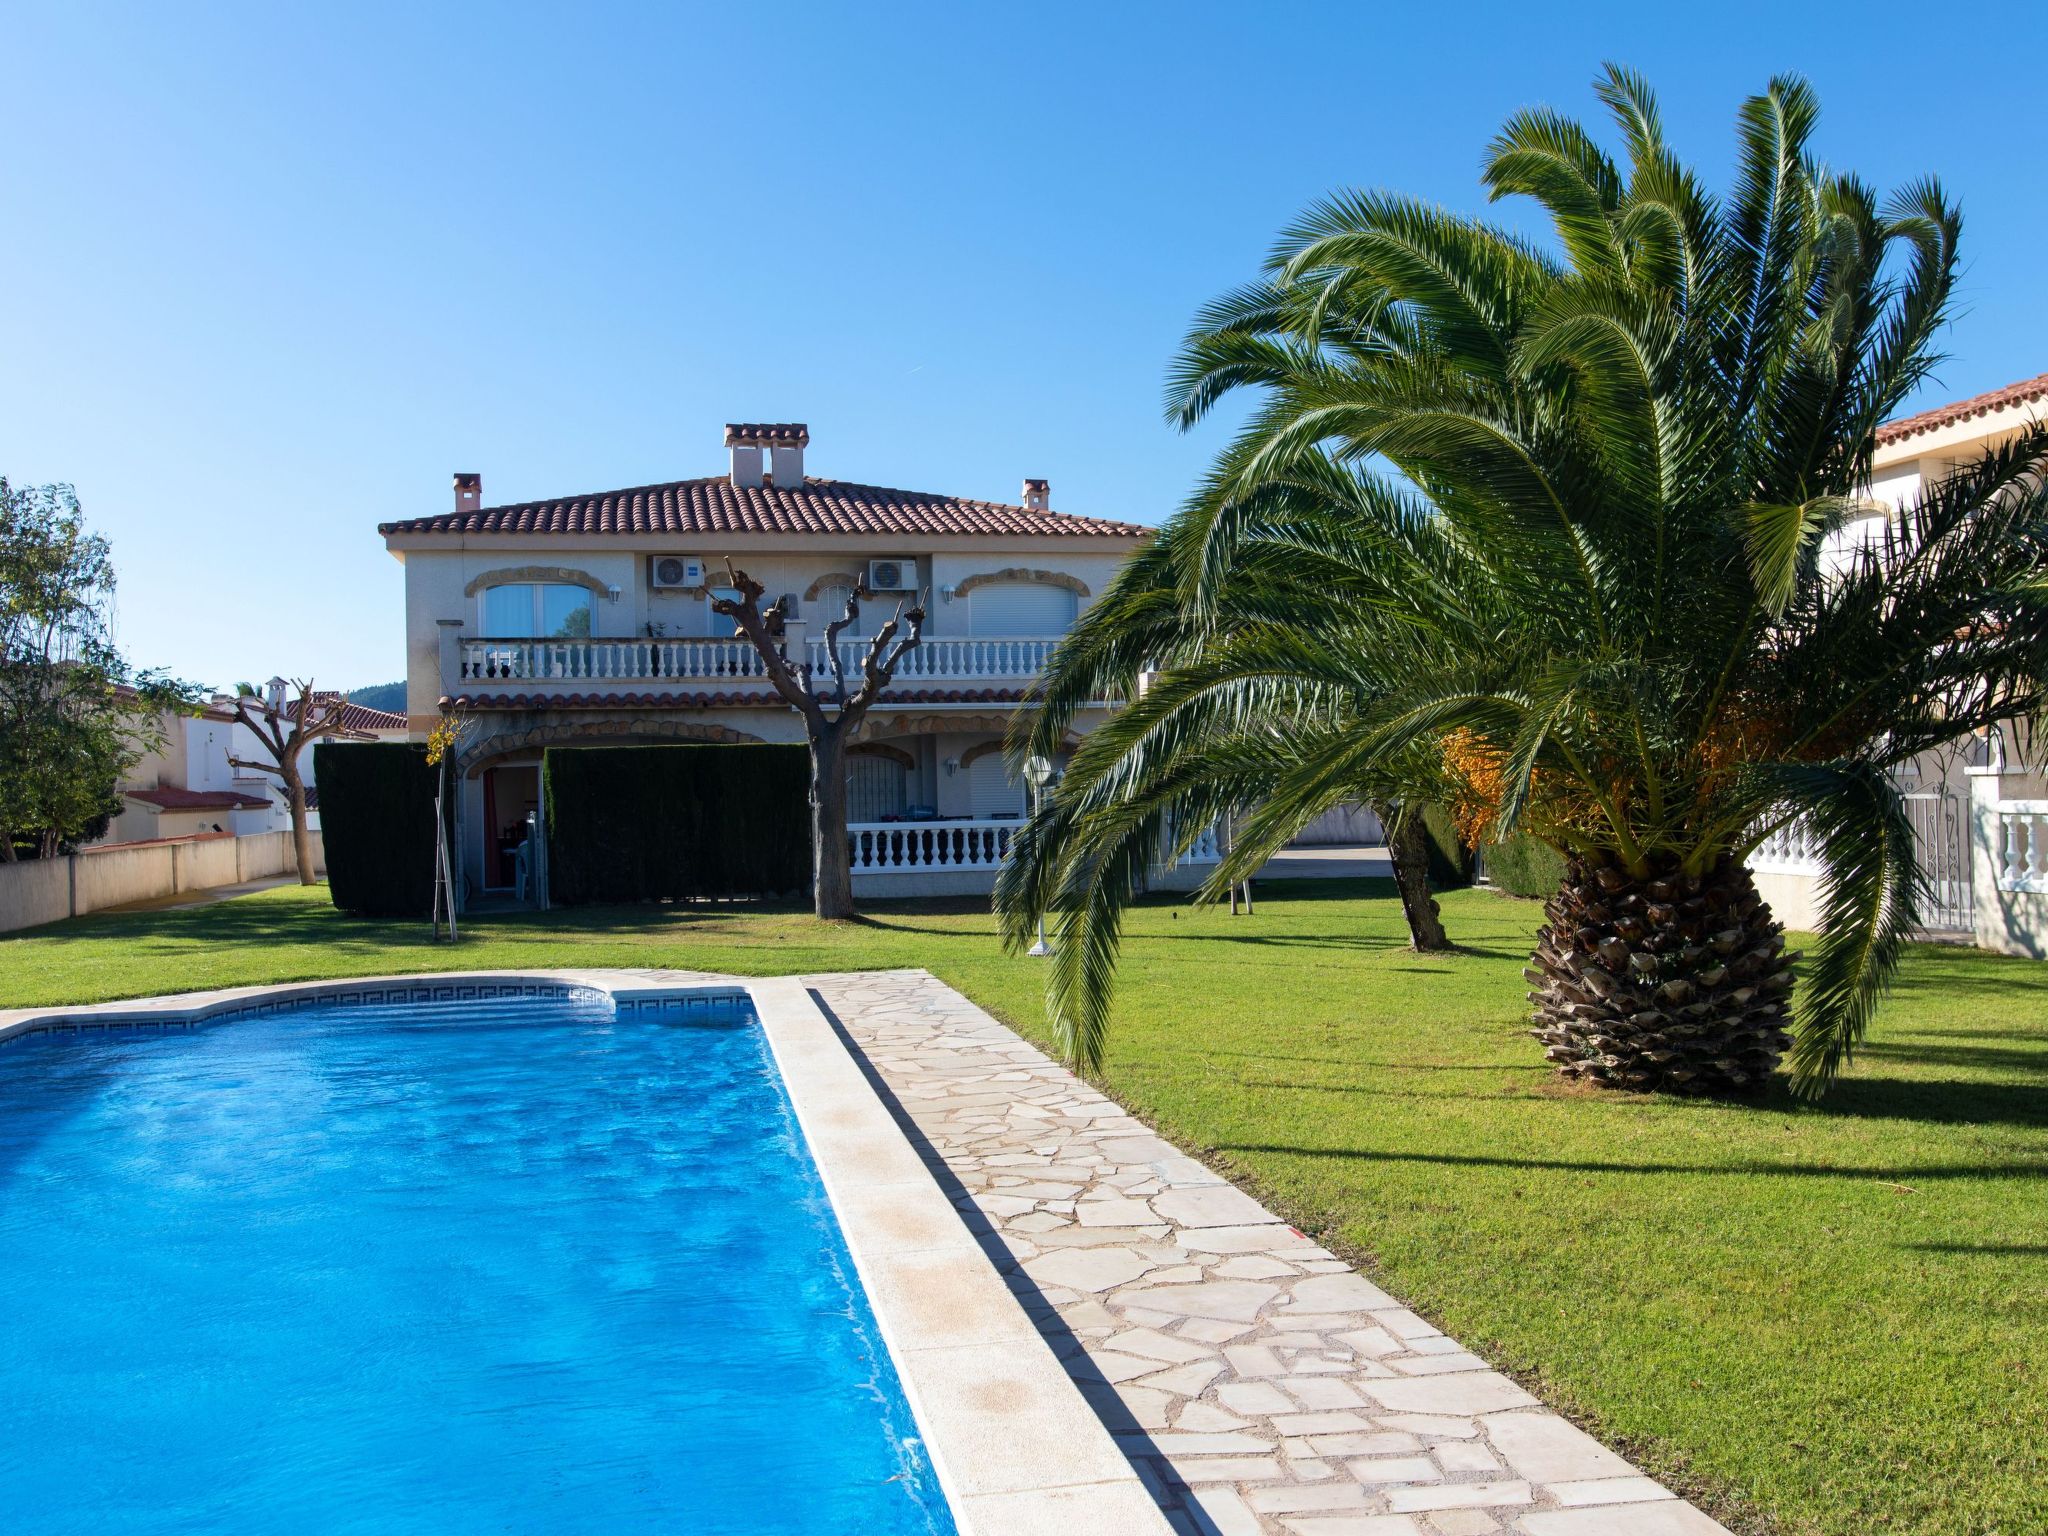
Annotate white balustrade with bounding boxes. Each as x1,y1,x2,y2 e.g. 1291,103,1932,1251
812,636,1058,682
1179,822,1223,864
1751,814,1822,873
1993,799,2048,893
457,634,1060,687
849,820,1019,874
849,815,1223,876
458,637,771,684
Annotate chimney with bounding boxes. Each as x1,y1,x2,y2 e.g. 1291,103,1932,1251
726,423,808,489
1022,477,1050,511
453,472,482,515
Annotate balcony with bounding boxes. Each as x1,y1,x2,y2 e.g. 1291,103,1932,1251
454,635,1062,689
849,817,1221,875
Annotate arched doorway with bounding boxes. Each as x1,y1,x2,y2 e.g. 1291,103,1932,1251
847,751,909,821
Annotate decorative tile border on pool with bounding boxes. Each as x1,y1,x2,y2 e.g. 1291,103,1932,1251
802,968,1737,1536
0,970,743,1048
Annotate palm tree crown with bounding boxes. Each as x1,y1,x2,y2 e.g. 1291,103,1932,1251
997,67,2048,1095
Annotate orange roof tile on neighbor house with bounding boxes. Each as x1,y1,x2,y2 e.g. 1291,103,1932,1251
241,693,408,732
1876,371,2048,447
125,786,271,811
378,477,1148,540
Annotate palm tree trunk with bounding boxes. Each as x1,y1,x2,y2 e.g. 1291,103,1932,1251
810,728,854,919
1377,801,1451,952
1528,853,1794,1095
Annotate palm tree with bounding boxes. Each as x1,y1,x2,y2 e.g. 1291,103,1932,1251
996,67,2048,1097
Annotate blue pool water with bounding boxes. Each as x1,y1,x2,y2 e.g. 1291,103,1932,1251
0,992,956,1535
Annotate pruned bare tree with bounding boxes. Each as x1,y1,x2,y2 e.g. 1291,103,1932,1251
229,679,373,884
712,562,924,918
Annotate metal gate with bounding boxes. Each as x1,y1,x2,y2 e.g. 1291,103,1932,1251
1751,780,1974,934
1904,788,1973,932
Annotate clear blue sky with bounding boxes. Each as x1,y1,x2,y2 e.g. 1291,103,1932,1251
7,1,2045,690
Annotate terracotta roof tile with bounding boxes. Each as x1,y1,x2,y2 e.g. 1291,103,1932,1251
126,786,271,811
1876,371,2048,446
723,423,810,446
246,694,408,732
380,476,1146,540
331,701,408,731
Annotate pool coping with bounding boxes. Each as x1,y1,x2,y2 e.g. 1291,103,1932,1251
0,970,1175,1536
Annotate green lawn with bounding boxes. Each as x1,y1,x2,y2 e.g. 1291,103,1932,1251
5,880,2044,1536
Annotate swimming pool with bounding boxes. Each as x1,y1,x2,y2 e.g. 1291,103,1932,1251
0,989,957,1535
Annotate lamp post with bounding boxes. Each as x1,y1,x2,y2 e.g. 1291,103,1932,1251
1023,753,1059,957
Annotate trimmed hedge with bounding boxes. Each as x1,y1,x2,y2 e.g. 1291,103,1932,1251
544,744,810,904
1420,803,1473,889
317,742,442,918
1482,833,1568,899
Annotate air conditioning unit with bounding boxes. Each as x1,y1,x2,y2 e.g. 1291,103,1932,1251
866,557,917,593
650,555,705,590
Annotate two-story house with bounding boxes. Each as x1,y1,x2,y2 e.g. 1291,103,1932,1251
378,424,1156,899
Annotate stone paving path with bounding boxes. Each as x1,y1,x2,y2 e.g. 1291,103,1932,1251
807,968,1733,1536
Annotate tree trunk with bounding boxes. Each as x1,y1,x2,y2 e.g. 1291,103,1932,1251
1378,801,1452,952
283,768,317,885
810,726,854,919
1527,853,1795,1096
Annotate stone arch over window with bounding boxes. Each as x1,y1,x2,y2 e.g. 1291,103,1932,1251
853,712,1080,748
959,739,1008,769
457,718,762,775
848,741,916,770
803,571,866,603
463,566,609,598
951,568,1091,599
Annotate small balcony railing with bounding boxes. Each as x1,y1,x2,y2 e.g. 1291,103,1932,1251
456,635,1062,686
850,819,1019,874
848,817,1222,875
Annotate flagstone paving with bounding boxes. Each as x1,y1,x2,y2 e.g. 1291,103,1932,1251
806,967,1733,1536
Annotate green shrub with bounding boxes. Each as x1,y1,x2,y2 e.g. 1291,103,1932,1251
1420,803,1473,889
317,742,442,918
1482,833,1568,899
544,744,810,904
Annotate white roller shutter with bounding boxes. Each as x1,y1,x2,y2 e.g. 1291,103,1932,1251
970,581,1078,636
968,756,1025,817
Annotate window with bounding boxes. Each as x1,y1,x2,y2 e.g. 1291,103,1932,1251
480,583,593,638
968,755,1025,817
704,587,742,637
809,583,871,635
847,754,908,821
968,580,1078,636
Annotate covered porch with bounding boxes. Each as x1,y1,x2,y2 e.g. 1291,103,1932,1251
443,706,1221,905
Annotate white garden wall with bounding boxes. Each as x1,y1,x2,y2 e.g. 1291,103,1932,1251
0,830,325,934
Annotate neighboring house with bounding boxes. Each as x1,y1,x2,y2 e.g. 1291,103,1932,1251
1753,372,2048,949
378,423,1160,897
102,699,271,843
227,691,411,834
98,693,408,846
